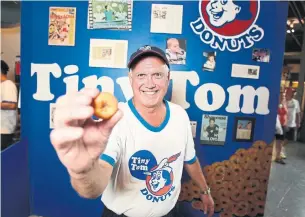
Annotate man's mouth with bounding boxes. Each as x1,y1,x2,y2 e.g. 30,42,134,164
141,90,159,95
210,10,224,20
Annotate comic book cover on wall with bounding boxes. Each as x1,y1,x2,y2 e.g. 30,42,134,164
88,0,132,30
48,7,76,46
200,115,228,146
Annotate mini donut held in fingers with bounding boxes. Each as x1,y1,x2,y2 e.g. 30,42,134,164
92,92,118,120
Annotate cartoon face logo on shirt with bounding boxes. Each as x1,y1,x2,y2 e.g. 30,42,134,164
129,151,181,202
190,0,264,52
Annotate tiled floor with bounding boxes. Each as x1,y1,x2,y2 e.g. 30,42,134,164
264,142,305,217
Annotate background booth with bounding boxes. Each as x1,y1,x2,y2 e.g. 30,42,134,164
3,0,289,216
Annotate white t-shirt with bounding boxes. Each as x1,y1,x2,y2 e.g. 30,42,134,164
100,99,196,217
286,98,300,128
1,80,18,134
275,115,283,135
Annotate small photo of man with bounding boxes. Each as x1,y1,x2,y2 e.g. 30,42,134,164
248,68,258,76
165,38,186,65
203,51,216,72
252,48,270,63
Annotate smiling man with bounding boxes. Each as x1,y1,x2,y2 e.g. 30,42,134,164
50,45,214,217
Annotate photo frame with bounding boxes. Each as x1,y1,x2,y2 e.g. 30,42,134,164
233,117,256,142
165,38,187,65
202,51,216,72
252,48,271,63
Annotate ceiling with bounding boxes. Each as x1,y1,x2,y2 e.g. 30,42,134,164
1,1,20,28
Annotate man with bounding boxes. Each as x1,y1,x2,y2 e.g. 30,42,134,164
50,45,214,217
286,87,301,142
1,60,18,150
205,117,219,141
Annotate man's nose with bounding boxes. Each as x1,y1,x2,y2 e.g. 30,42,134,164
145,76,156,88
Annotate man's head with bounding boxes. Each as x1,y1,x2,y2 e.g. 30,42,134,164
209,117,215,127
1,60,9,81
149,169,171,193
206,0,252,27
286,88,294,100
128,45,170,108
167,38,181,53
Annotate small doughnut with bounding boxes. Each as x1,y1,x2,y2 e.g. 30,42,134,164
92,92,118,120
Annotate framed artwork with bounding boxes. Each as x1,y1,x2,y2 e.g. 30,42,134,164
233,117,256,142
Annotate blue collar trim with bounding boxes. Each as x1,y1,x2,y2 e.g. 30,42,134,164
128,98,170,132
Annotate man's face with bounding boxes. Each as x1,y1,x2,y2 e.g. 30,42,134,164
209,120,215,127
206,0,241,27
286,91,293,100
149,170,167,192
129,56,170,108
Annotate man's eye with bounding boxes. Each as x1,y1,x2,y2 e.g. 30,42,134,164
137,74,146,78
154,73,162,79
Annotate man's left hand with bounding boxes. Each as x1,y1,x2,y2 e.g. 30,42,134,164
200,194,214,217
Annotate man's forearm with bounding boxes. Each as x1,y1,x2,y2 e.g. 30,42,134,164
1,102,17,110
70,160,112,199
184,159,209,192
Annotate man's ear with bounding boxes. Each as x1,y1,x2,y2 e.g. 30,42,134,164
128,71,132,85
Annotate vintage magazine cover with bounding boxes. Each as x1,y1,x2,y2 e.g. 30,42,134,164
200,115,228,145
48,7,76,46
88,0,132,30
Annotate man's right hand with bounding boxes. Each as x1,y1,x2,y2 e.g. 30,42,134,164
50,88,123,178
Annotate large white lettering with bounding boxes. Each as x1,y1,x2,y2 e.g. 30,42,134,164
30,63,270,115
31,63,61,101
170,71,199,109
194,83,226,111
226,85,270,115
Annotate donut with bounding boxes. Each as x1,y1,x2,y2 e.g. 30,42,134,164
220,210,233,217
253,140,267,150
232,201,250,217
92,92,118,120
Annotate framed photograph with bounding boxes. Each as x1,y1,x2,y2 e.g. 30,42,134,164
165,38,186,65
87,0,133,30
252,48,270,63
202,51,216,72
233,117,256,142
200,114,228,145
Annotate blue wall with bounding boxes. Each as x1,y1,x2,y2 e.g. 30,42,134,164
1,140,30,217
21,1,288,217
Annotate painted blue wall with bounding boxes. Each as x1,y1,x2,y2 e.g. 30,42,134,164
1,140,30,217
21,1,288,217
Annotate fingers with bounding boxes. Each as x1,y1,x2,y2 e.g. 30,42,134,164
50,127,84,150
208,205,214,217
54,106,94,128
56,88,99,108
54,88,99,128
97,109,124,136
203,202,208,215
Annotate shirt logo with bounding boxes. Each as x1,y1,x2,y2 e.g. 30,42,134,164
128,150,181,203
190,0,264,52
